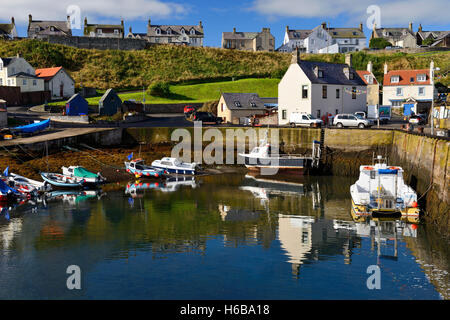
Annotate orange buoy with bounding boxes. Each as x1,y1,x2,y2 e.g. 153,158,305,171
411,224,418,230
412,201,418,208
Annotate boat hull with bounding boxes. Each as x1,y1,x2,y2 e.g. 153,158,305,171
351,198,420,223
40,173,85,188
241,155,310,175
151,165,195,175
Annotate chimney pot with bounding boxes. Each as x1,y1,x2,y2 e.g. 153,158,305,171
359,23,363,32
409,22,413,31
233,27,236,33
345,53,353,68
11,17,15,25
28,14,32,23
367,61,373,73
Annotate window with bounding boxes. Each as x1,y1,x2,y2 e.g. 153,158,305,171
0,78,2,85
352,87,356,99
410,77,414,82
7,80,11,86
234,101,241,107
302,115,309,120
417,74,426,82
190,28,195,35
23,79,27,85
349,72,354,80
156,28,160,35
250,102,256,107
322,85,327,99
0,62,2,70
33,79,37,86
392,101,402,107
155,37,159,43
221,103,224,112
181,28,185,34
114,29,119,34
336,89,340,99
302,85,308,99
418,87,425,96
396,87,403,96
316,110,321,118
391,76,399,83
167,28,171,35
282,110,287,120
335,109,339,115
318,70,324,78
97,29,102,34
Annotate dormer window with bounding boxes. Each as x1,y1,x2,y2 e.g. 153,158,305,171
391,76,399,83
417,74,426,82
318,70,324,78
155,28,161,35
349,72,354,80
250,102,256,107
35,27,39,32
190,28,195,35
181,28,185,34
167,28,171,35
114,29,119,34
50,26,54,31
97,29,102,34
234,101,241,107
410,77,414,82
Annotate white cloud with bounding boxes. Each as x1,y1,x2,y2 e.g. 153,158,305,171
252,0,450,26
0,0,187,24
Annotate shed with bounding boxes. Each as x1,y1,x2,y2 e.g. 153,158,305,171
99,89,122,116
65,93,88,116
121,100,143,113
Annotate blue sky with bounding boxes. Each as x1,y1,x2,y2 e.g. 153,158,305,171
3,0,450,48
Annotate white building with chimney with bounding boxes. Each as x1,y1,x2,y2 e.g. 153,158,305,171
278,50,367,125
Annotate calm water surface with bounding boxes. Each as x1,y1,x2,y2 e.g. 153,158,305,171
0,174,449,299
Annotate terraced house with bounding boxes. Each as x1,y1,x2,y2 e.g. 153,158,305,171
416,25,450,48
382,61,437,115
0,55,44,92
222,27,275,52
370,23,417,48
277,26,312,52
84,17,124,38
0,17,18,39
132,18,204,46
27,14,72,38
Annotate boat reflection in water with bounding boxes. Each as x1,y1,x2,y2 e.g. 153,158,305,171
44,190,104,206
125,176,199,198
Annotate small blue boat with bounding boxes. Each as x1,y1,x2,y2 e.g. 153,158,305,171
40,172,86,188
11,119,50,134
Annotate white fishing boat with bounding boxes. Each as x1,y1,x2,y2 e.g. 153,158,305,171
350,155,420,222
151,157,198,175
238,136,321,174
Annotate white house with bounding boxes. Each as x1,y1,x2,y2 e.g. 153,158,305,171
305,23,366,54
35,67,75,99
277,26,312,52
382,61,436,115
278,50,367,125
0,55,44,92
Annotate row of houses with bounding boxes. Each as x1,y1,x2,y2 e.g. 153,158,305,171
218,50,437,125
1,15,448,52
0,54,75,102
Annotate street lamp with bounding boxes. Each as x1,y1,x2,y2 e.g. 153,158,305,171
430,64,440,136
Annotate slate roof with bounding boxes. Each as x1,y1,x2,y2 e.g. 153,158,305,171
221,93,266,110
28,20,71,36
66,93,87,104
0,23,14,35
383,69,430,86
99,88,121,103
9,72,40,79
287,29,312,40
356,71,379,85
297,60,366,86
0,57,15,67
326,27,365,39
148,25,203,37
222,32,259,40
373,28,414,39
417,31,450,40
84,23,124,35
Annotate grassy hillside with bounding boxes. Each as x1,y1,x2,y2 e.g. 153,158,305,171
0,39,449,92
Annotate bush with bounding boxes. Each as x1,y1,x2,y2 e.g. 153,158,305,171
147,81,171,97
369,38,392,49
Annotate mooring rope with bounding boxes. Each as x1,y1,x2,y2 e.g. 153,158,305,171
62,145,124,170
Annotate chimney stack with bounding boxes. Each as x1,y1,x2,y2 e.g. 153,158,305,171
367,61,373,73
11,17,15,25
409,22,413,31
359,22,363,32
384,62,388,75
321,22,327,29
199,21,202,28
418,24,422,32
286,25,289,33
291,47,301,65
233,27,236,34
129,26,132,33
84,17,87,26
121,19,124,27
148,18,151,27
28,14,32,24
345,53,353,68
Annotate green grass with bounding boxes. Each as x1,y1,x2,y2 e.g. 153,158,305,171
49,78,280,105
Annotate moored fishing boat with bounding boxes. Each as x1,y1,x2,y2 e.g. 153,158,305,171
151,157,198,175
124,159,166,178
350,155,420,223
40,172,86,188
238,137,321,175
2,167,52,194
62,166,106,186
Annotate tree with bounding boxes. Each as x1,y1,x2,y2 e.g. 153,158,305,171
369,38,392,49
147,81,171,97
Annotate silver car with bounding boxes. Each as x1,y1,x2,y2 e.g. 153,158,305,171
333,114,371,128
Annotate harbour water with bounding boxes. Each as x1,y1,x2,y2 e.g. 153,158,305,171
0,174,448,299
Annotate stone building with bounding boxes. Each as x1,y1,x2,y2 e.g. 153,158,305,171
356,61,380,106
370,23,417,48
222,27,275,52
84,18,124,38
27,14,72,38
0,17,18,39
217,93,267,124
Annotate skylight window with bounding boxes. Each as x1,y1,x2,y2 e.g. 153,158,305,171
234,101,241,107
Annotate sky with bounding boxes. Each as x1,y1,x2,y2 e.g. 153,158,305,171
2,0,449,48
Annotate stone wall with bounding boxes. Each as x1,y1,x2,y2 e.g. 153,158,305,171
40,35,150,51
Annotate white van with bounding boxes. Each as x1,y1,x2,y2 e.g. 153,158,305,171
289,112,323,127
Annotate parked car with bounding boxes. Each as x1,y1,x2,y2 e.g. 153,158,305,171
333,114,372,128
409,114,426,125
184,105,195,117
354,112,375,125
192,112,223,124
288,112,323,127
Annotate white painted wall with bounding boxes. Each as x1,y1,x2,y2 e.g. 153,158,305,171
382,84,435,105
305,26,332,53
47,69,75,99
0,57,44,92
